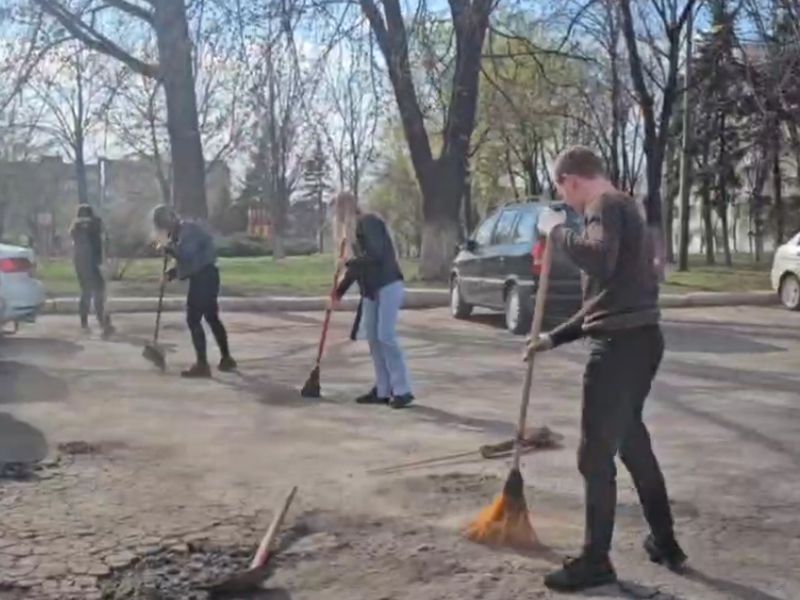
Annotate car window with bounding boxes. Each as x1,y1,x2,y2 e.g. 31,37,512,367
492,210,519,245
513,210,538,244
473,213,499,246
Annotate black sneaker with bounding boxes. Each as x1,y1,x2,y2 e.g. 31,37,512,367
389,393,415,409
181,362,212,378
356,388,389,405
218,355,238,372
644,534,688,571
544,555,617,592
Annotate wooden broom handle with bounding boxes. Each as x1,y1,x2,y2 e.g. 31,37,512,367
250,486,298,569
513,237,553,470
314,238,349,365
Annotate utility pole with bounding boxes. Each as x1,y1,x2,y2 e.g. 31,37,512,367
677,4,695,272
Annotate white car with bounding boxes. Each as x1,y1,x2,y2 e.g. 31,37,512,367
0,243,46,331
771,231,800,311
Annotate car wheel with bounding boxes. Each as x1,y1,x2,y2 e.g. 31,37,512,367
779,273,800,311
505,283,533,335
450,277,473,319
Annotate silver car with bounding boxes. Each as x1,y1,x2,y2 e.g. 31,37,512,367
0,243,46,331
771,231,800,310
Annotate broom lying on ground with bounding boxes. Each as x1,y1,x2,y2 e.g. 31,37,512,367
465,237,554,550
300,238,348,398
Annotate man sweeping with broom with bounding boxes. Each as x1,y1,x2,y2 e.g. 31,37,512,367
528,146,686,592
153,205,237,378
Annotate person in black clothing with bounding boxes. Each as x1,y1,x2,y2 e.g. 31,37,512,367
153,205,236,378
70,204,114,337
330,192,414,408
527,146,686,592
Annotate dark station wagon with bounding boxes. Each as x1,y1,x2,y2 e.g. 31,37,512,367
449,201,584,334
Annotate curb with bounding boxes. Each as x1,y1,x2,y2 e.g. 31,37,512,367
41,289,450,316
40,289,778,316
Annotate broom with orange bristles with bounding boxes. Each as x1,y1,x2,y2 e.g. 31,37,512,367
465,235,554,550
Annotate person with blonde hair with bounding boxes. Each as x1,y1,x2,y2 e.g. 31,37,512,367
331,192,414,408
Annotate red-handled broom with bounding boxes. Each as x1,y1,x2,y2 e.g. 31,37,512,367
300,238,348,398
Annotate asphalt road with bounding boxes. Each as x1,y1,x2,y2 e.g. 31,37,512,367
1,305,798,599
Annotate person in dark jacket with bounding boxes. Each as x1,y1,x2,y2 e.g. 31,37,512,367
527,146,686,592
331,192,414,409
70,204,113,337
153,205,236,378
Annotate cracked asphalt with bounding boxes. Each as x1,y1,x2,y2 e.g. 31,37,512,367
0,305,798,599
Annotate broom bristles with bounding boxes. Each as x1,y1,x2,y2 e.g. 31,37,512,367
465,468,538,549
300,365,321,398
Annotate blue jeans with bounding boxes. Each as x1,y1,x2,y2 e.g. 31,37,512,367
363,280,412,397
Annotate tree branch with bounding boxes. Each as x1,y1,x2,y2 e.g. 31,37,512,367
33,0,159,78
102,0,154,23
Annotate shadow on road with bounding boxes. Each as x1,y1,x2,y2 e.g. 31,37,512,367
0,411,47,464
0,361,69,404
663,324,784,354
0,336,83,359
408,404,515,436
682,567,786,600
655,380,800,467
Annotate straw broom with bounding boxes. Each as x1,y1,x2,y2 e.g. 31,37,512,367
465,236,554,549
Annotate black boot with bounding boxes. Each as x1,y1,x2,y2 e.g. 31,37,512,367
218,355,238,373
544,555,617,592
181,362,212,378
355,387,389,405
644,534,688,571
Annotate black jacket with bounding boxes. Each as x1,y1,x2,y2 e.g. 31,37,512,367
71,216,104,268
549,192,660,348
335,213,403,301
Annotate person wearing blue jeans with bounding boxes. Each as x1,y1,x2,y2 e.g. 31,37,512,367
332,192,414,408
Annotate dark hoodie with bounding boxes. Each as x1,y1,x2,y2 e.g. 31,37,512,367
71,216,104,269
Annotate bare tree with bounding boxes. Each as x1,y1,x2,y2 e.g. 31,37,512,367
31,0,209,218
22,43,124,205
619,0,697,274
358,0,494,279
316,39,380,197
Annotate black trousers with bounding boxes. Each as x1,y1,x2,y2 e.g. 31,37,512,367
580,325,675,559
75,263,105,326
186,265,230,363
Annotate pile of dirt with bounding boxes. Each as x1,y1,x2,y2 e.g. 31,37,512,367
99,543,253,600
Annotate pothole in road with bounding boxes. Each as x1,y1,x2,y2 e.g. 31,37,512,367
99,542,253,600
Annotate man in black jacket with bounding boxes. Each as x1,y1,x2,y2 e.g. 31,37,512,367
528,146,686,592
70,204,114,337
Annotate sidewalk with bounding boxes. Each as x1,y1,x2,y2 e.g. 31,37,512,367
41,288,778,315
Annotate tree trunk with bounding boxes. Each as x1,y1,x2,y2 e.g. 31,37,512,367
272,231,285,261
719,201,732,266
359,0,490,281
420,157,463,280
664,133,677,264
717,111,732,267
154,0,208,219
74,137,90,206
773,135,784,244
701,176,715,265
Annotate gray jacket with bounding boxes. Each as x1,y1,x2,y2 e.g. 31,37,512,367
168,221,216,280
